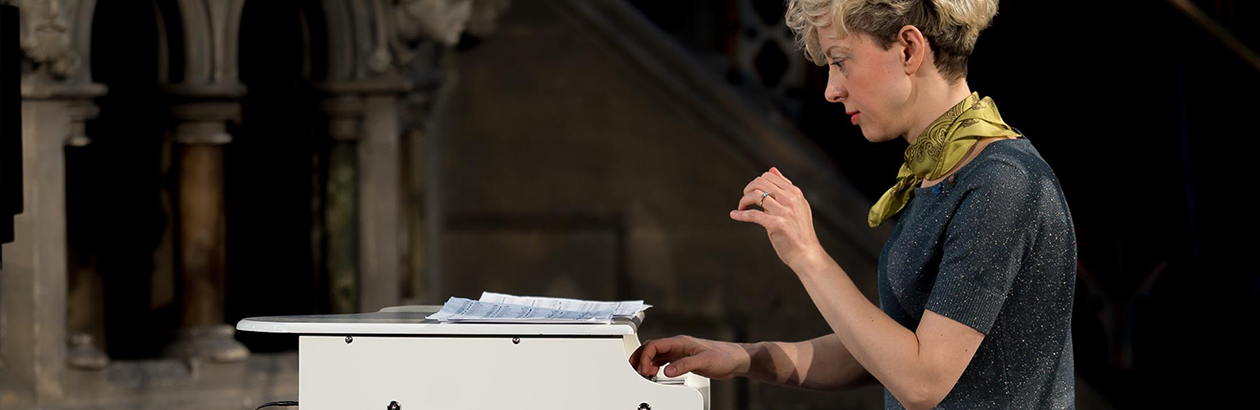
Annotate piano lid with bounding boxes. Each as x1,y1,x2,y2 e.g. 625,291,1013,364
236,305,644,336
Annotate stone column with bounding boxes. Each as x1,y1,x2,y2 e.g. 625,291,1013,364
2,99,71,408
400,78,443,305
359,86,406,312
2,4,111,407
1,78,106,407
63,98,110,371
317,93,362,314
158,84,248,362
316,78,409,313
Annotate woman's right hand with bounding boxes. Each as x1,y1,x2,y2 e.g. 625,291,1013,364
629,335,750,380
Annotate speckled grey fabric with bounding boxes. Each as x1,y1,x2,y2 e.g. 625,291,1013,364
877,135,1076,409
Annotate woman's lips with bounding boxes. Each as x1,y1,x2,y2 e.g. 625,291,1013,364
850,112,860,125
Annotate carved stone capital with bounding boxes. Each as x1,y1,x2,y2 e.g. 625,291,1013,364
318,93,364,141
466,0,511,37
65,100,99,147
161,82,248,100
167,102,238,145
393,0,472,47
13,0,81,79
385,0,509,69
161,83,245,145
315,77,412,96
18,76,105,100
313,78,412,141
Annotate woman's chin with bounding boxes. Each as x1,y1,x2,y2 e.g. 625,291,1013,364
861,129,886,143
861,129,902,144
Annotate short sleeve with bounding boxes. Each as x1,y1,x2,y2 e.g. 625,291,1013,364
925,162,1037,335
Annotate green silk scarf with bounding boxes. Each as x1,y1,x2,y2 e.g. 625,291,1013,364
868,92,1022,228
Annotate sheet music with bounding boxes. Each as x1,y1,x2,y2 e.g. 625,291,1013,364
425,293,651,324
477,292,650,318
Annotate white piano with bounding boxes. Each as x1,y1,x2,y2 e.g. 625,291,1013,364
237,305,710,410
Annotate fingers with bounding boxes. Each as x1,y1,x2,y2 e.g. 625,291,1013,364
764,169,802,201
634,337,688,377
766,167,793,187
769,166,792,184
743,174,784,196
633,342,700,378
730,207,783,228
630,341,647,369
742,169,800,203
635,340,660,376
737,189,784,213
664,356,698,378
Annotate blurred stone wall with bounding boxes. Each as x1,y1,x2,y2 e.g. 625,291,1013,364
426,3,885,409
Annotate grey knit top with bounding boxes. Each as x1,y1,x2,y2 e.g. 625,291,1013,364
877,136,1076,409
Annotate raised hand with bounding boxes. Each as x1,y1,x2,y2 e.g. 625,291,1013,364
731,167,825,269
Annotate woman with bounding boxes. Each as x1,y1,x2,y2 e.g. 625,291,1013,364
629,1,1076,409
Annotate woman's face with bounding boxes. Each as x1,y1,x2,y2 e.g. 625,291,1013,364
818,26,913,143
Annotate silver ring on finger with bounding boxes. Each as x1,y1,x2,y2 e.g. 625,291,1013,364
759,190,772,208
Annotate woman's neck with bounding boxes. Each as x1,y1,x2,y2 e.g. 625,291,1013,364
903,79,974,145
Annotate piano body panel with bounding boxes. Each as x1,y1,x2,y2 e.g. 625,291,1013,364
299,334,708,410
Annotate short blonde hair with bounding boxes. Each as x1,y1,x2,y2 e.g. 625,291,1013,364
785,0,998,84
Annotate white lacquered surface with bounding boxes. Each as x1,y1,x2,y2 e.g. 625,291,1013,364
299,334,705,410
235,305,642,336
237,305,708,410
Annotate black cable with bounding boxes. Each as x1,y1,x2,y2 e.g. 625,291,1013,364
255,400,298,410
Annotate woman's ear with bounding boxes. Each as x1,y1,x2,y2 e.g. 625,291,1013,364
899,25,929,75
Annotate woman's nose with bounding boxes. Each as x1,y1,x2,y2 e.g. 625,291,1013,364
825,83,845,103
824,73,845,103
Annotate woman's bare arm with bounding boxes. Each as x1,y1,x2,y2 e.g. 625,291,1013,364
740,333,876,392
735,168,986,410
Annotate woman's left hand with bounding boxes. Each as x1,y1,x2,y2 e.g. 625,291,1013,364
730,167,825,270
